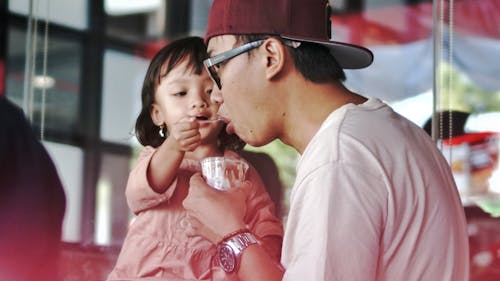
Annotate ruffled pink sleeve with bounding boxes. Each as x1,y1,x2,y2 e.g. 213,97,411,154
125,146,178,214
224,151,284,239
244,164,284,239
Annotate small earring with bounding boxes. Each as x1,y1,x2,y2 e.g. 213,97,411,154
159,125,165,138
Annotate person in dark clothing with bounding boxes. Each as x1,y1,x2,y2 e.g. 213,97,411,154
0,97,66,281
423,110,470,139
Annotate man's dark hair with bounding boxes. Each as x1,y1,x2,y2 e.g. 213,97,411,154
235,35,346,83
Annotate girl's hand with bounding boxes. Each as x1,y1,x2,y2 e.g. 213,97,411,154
168,117,201,152
183,173,251,244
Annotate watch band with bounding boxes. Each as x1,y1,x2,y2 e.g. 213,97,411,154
217,232,258,273
226,232,258,253
217,228,250,245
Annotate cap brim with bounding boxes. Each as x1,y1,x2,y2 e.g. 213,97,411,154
282,35,373,69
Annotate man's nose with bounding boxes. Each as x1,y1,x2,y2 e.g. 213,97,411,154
210,85,223,105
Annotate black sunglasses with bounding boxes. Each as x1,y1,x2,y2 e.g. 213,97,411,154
203,40,265,90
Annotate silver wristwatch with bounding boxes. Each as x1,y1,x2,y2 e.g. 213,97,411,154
217,232,258,273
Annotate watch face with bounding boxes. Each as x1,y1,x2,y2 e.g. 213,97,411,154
218,244,236,273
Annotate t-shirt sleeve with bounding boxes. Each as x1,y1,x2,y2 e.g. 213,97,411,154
283,162,386,281
125,146,178,214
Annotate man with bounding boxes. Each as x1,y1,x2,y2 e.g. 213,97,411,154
183,0,469,280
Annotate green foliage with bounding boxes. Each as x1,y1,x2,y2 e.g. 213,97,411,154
245,140,299,216
438,62,500,113
245,140,299,190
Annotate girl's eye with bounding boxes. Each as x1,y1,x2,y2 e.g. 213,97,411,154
206,88,213,95
173,91,187,97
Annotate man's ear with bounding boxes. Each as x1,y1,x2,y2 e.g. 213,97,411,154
262,38,287,80
150,104,164,126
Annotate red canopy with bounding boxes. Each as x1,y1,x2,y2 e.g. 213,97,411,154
333,0,500,46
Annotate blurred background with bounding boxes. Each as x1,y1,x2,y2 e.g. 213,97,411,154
1,0,499,280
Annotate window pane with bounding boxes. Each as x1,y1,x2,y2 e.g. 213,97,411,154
105,0,165,41
43,141,84,243
95,151,132,246
101,49,147,145
8,0,88,30
6,26,82,136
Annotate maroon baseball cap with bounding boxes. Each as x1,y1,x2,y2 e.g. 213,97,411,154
205,0,373,69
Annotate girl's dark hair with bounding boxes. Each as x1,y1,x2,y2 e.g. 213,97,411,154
235,35,346,83
135,36,245,151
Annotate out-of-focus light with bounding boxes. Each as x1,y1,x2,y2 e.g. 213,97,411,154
105,0,162,16
33,75,56,89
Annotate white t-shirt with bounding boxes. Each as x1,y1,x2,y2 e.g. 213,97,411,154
281,98,469,281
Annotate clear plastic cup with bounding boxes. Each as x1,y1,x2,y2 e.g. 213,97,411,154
200,157,249,190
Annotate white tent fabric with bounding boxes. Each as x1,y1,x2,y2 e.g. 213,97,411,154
345,34,500,102
345,39,433,102
453,35,500,92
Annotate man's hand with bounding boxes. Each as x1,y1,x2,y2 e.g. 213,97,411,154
183,173,250,244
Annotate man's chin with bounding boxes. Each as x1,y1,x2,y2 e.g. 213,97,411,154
225,122,250,144
225,122,269,147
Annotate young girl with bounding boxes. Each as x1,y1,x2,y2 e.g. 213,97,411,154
106,37,283,281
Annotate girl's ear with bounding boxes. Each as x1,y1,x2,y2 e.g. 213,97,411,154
150,104,164,126
262,38,286,80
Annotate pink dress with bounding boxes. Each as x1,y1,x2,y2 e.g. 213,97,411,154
107,147,283,281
